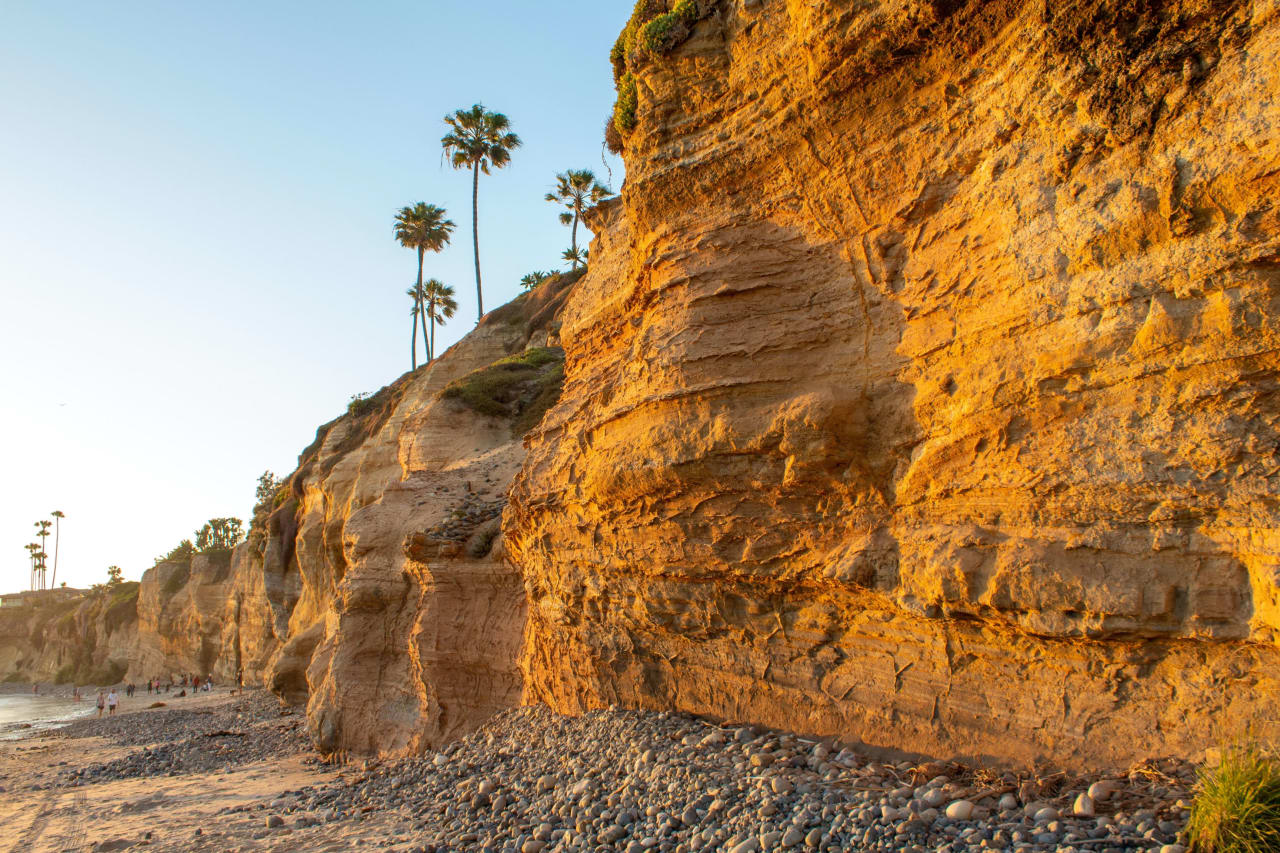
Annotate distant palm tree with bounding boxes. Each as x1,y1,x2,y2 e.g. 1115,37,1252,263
545,170,612,269
407,286,423,369
50,510,64,589
520,271,554,291
24,543,38,591
422,279,458,361
442,104,521,321
562,246,588,270
394,203,455,366
34,520,51,590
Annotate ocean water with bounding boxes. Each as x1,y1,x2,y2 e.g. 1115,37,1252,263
0,694,95,739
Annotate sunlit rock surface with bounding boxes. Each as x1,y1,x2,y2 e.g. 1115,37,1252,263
505,0,1280,768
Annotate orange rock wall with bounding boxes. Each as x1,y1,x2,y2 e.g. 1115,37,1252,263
506,0,1280,768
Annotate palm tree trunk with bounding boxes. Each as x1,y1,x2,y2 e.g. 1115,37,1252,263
571,209,580,269
416,250,430,360
472,161,483,320
411,309,419,370
430,309,436,363
51,519,59,589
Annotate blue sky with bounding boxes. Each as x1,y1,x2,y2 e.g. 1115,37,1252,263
0,1,627,589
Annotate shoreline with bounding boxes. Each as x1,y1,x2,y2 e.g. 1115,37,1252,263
0,689,1195,852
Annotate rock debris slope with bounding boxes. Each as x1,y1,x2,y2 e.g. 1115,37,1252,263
505,0,1280,768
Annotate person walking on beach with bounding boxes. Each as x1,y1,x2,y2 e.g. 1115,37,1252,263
96,691,105,718
107,688,118,715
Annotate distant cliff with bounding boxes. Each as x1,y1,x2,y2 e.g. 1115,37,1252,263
0,586,139,685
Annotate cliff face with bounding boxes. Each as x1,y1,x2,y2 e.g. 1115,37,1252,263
0,588,139,685
128,553,241,682
505,0,1280,768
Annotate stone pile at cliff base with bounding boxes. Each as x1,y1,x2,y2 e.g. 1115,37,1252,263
242,705,1192,853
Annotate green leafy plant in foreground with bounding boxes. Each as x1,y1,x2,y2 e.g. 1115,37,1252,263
1187,744,1280,853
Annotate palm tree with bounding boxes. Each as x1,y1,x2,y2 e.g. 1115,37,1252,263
562,246,588,270
407,286,423,370
395,203,455,365
50,510,64,589
520,271,554,291
545,170,612,269
34,520,50,590
441,104,522,321
421,279,458,362
24,543,38,590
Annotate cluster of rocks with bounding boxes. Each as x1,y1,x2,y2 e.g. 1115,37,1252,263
243,706,1193,853
407,493,508,560
426,495,506,543
57,692,307,787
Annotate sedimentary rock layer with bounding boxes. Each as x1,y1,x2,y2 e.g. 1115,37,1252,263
506,0,1280,768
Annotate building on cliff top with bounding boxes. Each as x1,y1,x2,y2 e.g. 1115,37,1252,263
0,588,86,608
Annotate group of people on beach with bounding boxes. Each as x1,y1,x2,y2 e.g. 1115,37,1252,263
143,673,214,695
70,673,217,717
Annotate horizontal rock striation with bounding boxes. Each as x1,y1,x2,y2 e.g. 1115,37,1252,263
506,0,1280,767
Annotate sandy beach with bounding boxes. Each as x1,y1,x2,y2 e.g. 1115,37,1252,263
0,689,356,852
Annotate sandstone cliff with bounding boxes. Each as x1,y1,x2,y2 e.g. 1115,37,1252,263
0,587,139,685
505,0,1280,768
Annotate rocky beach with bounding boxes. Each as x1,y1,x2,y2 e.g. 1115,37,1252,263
0,688,1194,853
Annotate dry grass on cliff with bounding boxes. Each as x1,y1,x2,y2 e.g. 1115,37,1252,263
1187,745,1280,853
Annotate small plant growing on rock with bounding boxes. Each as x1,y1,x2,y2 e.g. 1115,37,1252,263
347,392,375,417
1187,744,1280,853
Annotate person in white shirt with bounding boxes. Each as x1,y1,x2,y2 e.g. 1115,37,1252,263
106,688,118,715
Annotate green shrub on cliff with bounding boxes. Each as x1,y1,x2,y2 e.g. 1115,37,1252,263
1188,744,1280,853
154,538,195,567
441,347,565,435
610,0,710,141
194,517,243,552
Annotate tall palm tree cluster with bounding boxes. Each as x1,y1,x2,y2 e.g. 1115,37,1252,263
24,510,64,591
393,104,613,371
